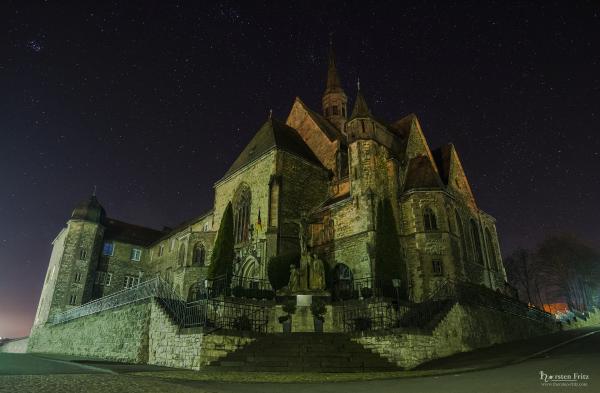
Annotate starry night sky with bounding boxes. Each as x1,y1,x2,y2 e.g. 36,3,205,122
1,1,599,337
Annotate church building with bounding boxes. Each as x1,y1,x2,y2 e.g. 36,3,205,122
33,48,507,326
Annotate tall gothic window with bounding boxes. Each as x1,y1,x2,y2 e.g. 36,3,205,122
178,244,186,267
423,207,438,231
192,243,205,266
455,210,468,260
485,228,498,271
470,220,484,265
233,185,251,244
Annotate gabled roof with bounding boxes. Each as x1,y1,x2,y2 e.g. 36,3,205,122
103,218,165,247
224,117,324,178
403,155,444,191
293,97,345,142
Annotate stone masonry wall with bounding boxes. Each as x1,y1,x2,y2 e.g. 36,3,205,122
0,338,29,353
354,302,558,369
149,300,254,369
28,300,151,363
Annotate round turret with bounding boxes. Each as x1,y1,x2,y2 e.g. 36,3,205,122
70,195,106,223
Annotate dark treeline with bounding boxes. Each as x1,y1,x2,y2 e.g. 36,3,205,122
504,234,600,313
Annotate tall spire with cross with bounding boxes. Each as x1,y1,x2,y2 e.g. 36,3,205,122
322,36,348,132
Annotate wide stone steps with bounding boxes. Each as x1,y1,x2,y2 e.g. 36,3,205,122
206,333,400,372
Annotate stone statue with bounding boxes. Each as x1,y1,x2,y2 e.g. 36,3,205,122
309,254,326,290
289,214,310,256
288,264,300,292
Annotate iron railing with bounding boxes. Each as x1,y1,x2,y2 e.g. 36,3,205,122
49,277,271,333
341,298,397,332
49,277,169,325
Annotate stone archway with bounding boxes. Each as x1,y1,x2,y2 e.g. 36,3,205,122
332,263,354,300
237,256,261,289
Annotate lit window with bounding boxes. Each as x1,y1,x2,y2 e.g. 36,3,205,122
79,248,87,260
131,248,142,261
423,208,438,231
124,275,140,289
432,260,443,276
103,242,114,256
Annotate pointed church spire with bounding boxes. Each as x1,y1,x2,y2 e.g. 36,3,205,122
350,88,372,120
322,38,348,131
325,41,343,94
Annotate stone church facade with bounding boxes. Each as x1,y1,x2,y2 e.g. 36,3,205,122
33,49,507,327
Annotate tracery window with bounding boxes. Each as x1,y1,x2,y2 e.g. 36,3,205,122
470,220,484,265
485,228,498,271
233,185,252,243
192,243,205,266
423,207,438,231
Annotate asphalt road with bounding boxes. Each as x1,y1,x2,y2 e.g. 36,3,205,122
0,330,598,393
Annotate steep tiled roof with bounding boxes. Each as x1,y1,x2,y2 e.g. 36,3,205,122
349,90,372,120
296,98,345,142
103,218,165,246
224,118,324,178
403,155,443,191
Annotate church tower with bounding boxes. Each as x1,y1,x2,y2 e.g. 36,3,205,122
322,44,348,132
33,195,105,326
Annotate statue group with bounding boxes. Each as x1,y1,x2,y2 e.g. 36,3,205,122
287,215,326,293
288,254,326,292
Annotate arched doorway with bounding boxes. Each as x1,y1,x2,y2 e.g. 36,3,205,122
237,256,261,289
332,263,354,300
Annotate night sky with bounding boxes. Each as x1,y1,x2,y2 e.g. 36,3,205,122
1,1,599,338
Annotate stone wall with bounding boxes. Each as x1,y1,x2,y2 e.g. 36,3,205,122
28,300,151,363
354,302,557,369
0,337,29,353
149,301,253,369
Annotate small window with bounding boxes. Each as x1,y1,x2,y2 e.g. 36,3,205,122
96,271,112,286
79,248,87,260
131,248,142,261
170,239,176,252
102,242,114,256
124,275,140,289
69,294,77,305
203,223,209,232
74,271,82,283
332,106,339,116
158,244,165,257
342,105,346,117
432,260,444,276
423,208,438,231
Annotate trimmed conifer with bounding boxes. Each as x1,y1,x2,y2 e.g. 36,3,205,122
207,202,235,280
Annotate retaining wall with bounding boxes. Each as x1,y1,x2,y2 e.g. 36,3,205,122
0,337,29,353
27,300,151,363
354,302,559,369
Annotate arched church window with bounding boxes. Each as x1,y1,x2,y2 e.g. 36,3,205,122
192,243,205,266
423,207,438,231
178,244,186,267
233,185,251,244
470,220,484,265
455,210,468,260
485,228,498,271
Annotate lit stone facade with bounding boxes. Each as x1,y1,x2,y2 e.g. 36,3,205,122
33,49,508,327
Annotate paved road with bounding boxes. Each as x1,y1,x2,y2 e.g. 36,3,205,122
0,330,598,393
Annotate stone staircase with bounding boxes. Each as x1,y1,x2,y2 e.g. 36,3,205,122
206,333,400,372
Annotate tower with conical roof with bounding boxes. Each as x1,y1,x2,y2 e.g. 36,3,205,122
322,43,348,132
33,194,106,326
